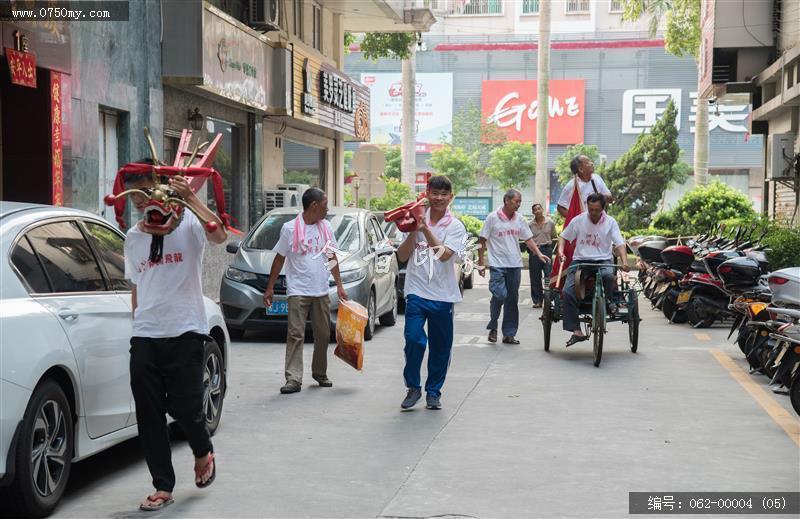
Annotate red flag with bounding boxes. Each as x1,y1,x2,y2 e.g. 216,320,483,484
550,180,583,289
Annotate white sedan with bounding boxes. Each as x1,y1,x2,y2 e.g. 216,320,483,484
0,202,230,518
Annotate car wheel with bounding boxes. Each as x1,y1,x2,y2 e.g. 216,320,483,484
203,339,226,436
364,290,377,341
228,328,245,340
379,283,398,326
7,379,73,518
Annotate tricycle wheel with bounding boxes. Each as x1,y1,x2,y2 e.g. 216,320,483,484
628,291,639,353
542,291,552,352
592,298,605,367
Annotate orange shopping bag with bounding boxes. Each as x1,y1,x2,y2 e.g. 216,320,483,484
334,300,369,370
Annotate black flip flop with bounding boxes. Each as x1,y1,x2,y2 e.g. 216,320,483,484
565,335,588,347
195,453,216,489
139,494,174,512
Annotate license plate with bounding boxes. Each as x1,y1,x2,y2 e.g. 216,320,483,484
676,291,691,304
266,301,289,316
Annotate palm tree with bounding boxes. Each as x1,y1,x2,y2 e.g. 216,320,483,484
534,0,551,206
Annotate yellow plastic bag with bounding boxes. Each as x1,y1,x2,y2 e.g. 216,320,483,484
334,300,368,371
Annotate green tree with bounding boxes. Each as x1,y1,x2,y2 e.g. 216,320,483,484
358,32,418,61
604,100,688,229
368,177,415,211
485,141,535,190
448,100,507,183
344,150,354,177
383,146,401,180
622,0,701,58
554,144,603,185
427,145,478,195
344,32,357,54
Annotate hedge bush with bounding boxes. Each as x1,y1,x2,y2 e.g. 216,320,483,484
621,228,680,240
651,181,756,235
455,213,483,237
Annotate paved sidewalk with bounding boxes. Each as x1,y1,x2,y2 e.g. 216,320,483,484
53,285,799,518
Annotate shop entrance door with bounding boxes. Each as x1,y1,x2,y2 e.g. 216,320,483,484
98,111,119,222
0,64,52,203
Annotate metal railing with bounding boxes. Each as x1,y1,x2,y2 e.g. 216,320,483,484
430,0,504,16
565,0,591,14
522,0,540,15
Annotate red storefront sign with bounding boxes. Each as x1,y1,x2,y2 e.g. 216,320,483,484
5,48,37,88
51,71,63,206
481,80,585,144
415,172,432,185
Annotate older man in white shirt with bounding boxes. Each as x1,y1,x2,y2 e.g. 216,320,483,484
557,154,613,217
477,189,549,344
557,193,630,347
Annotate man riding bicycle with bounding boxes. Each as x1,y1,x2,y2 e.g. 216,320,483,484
557,193,631,347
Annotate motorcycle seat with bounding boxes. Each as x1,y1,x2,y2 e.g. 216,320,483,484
689,261,707,273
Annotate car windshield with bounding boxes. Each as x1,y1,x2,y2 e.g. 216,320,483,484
245,213,361,253
382,221,402,241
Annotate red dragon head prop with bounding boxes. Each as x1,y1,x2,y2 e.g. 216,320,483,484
103,128,238,236
383,192,428,233
103,163,230,235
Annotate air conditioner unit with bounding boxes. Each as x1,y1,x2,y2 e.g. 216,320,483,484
263,190,299,213
277,183,310,198
768,133,796,179
249,0,280,31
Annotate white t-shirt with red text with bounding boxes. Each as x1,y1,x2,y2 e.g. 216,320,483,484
404,211,468,304
560,212,624,261
124,211,208,338
479,209,534,268
274,219,337,297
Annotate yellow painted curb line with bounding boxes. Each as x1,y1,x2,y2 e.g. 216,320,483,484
711,349,800,448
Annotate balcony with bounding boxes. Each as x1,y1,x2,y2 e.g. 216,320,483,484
431,0,503,16
339,1,436,32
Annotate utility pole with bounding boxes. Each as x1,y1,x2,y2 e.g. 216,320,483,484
534,0,551,206
401,42,417,187
694,89,710,186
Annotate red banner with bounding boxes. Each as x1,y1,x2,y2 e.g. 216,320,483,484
481,80,585,145
5,48,37,88
51,71,63,206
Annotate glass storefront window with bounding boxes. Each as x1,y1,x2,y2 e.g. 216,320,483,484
207,117,242,227
283,140,325,190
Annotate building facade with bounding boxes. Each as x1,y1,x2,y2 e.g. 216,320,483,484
703,0,800,224
345,23,765,214
1,1,162,218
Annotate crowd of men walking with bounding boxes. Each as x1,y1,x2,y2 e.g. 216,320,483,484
119,153,629,512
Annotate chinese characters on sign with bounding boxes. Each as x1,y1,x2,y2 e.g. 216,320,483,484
481,80,585,145
320,70,355,113
361,73,453,152
689,92,748,132
51,71,63,206
622,89,750,134
452,197,492,220
621,89,682,134
5,48,37,88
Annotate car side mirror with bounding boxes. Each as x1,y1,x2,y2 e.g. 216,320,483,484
226,240,241,254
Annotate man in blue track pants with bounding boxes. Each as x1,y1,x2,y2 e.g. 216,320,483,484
396,175,467,410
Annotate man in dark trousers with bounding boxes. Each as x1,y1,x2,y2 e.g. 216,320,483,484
123,167,227,511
